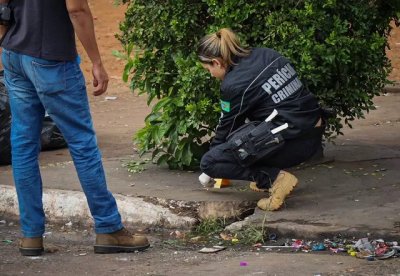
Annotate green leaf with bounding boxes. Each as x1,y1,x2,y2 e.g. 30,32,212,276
156,154,169,166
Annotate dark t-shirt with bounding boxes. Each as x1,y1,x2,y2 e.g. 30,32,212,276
2,0,77,61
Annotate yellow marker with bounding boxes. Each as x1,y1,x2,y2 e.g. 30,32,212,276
231,238,239,244
214,179,231,188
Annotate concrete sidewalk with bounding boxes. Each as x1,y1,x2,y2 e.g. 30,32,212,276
1,93,400,239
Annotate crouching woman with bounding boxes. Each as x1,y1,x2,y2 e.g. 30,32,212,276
198,28,324,211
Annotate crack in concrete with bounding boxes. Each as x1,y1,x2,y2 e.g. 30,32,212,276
140,195,257,223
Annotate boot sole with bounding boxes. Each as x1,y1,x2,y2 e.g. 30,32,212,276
249,182,270,193
19,247,44,256
94,243,150,254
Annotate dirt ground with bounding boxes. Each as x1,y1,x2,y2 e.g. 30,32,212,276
1,220,399,276
387,22,400,82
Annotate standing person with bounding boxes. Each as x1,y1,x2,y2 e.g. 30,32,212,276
198,28,324,211
1,0,150,256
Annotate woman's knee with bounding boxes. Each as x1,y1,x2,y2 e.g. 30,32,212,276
200,151,214,174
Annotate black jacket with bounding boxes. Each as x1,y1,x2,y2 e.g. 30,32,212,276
211,47,321,147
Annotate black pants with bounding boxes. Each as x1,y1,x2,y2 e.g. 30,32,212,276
200,128,323,189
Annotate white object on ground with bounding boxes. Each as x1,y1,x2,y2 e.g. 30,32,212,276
105,96,117,100
199,173,213,187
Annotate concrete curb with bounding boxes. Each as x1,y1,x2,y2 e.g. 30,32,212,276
226,208,400,240
384,84,400,93
0,185,257,230
0,185,197,230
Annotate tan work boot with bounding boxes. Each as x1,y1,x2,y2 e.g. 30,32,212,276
94,228,150,254
249,181,271,193
257,171,298,211
19,237,44,256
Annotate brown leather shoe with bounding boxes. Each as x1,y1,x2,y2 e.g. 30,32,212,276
19,237,44,256
94,228,150,254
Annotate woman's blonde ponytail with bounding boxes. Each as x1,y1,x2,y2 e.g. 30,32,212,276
197,28,250,67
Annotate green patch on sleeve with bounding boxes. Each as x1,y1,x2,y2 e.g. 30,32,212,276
220,100,231,112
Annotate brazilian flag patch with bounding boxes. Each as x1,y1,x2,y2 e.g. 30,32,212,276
220,100,231,112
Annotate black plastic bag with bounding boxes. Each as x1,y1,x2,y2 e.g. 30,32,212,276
0,73,12,165
40,115,67,150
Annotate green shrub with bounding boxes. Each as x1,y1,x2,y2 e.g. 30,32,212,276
117,0,400,169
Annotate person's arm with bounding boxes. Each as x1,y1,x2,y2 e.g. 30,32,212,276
0,25,7,39
210,89,248,148
66,0,108,96
0,0,10,39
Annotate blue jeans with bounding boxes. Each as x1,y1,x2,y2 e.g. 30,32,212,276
2,49,123,237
